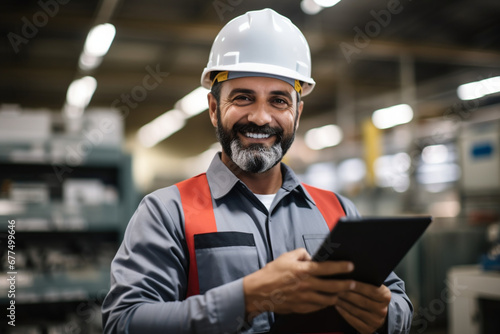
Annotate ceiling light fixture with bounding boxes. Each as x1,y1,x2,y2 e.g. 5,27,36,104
314,0,341,8
137,109,187,148
175,86,210,117
372,104,413,129
305,124,343,150
457,76,500,100
84,23,116,57
301,0,323,15
137,86,211,147
79,23,116,71
65,76,97,109
63,76,97,118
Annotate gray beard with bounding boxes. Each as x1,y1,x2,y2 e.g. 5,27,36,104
229,139,283,173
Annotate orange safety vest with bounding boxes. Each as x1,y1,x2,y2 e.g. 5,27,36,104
176,173,346,334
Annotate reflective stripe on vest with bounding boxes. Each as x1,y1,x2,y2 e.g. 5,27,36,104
176,173,346,333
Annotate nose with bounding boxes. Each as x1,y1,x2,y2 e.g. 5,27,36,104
247,100,272,126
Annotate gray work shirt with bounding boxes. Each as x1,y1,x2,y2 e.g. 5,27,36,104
102,154,413,334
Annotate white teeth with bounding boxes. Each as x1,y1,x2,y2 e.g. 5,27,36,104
245,132,270,139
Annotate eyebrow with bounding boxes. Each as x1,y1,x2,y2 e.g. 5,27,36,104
270,90,293,102
228,88,255,98
228,88,293,102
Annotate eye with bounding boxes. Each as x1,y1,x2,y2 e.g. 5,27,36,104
271,97,291,109
232,95,253,106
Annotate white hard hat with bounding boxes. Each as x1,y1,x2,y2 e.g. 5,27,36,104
201,8,315,96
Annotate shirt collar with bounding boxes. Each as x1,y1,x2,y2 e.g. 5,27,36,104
205,153,241,199
206,153,316,205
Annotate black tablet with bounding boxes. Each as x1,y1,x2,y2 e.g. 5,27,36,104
270,215,432,333
313,216,432,285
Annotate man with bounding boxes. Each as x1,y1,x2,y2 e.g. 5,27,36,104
102,8,413,334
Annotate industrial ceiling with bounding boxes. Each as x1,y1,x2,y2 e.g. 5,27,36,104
2,0,500,161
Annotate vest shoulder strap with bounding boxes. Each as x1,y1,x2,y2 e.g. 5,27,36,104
300,184,346,334
176,173,217,297
302,183,345,231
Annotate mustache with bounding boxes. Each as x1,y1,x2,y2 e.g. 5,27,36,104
232,122,283,137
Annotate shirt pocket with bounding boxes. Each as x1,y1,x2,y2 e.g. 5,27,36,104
302,234,329,256
194,231,259,294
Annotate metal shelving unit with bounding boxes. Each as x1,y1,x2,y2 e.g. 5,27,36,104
0,140,136,333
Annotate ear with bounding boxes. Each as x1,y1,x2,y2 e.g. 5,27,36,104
295,100,304,130
207,92,218,128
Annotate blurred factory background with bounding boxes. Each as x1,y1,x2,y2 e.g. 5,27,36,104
1,0,500,333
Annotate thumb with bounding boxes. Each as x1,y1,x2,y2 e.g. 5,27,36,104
290,247,312,261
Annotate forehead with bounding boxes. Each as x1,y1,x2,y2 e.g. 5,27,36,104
221,76,295,97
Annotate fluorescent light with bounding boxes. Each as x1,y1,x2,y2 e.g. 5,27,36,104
137,86,209,147
422,144,448,164
137,109,186,147
78,53,102,71
84,23,116,57
301,0,323,15
314,0,341,7
175,86,210,117
457,76,500,100
372,104,413,129
66,76,97,109
304,124,343,150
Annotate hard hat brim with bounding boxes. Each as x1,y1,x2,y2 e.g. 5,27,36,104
201,64,316,96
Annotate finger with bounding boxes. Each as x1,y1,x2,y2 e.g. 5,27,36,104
291,247,313,261
276,290,340,314
335,305,377,334
306,277,356,294
336,298,387,332
350,282,392,304
302,260,354,277
296,291,340,310
338,291,387,317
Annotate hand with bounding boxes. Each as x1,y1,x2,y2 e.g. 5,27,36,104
243,248,355,319
335,281,391,334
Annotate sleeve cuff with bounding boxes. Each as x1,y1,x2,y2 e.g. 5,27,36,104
384,293,412,334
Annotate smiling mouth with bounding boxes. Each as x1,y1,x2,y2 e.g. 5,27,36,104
244,132,271,139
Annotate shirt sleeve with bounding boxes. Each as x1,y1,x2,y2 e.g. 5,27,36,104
378,272,414,334
337,195,414,334
101,190,246,334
